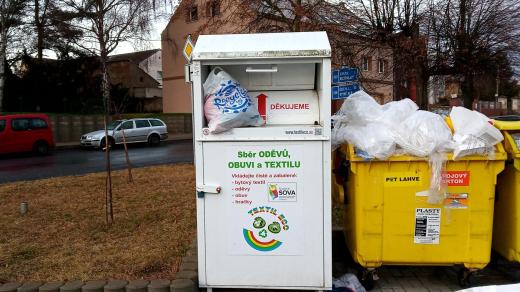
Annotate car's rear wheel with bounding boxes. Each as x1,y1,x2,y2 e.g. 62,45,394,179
148,134,160,146
33,141,49,155
100,137,115,151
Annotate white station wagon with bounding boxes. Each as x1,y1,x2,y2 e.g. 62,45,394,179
80,118,168,149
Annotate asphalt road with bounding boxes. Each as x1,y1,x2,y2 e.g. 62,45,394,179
0,140,194,184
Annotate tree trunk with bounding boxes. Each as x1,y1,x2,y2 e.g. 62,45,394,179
415,62,430,110
120,128,133,182
101,50,114,225
0,28,7,112
462,74,474,109
35,0,44,60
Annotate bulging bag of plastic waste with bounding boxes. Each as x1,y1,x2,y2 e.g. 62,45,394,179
334,91,383,126
394,110,453,157
449,106,503,159
203,67,264,133
338,122,396,160
331,91,417,152
380,98,419,128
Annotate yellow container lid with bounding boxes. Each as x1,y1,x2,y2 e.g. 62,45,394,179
492,116,520,130
343,143,507,162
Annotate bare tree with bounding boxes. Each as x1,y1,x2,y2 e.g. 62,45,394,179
204,0,353,33
31,0,81,59
33,0,51,59
344,0,431,107
62,0,155,224
0,0,28,112
177,0,399,106
428,0,520,107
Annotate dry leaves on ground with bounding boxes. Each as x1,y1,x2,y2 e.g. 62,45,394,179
0,164,196,282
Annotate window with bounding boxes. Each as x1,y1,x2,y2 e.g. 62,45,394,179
378,59,385,73
362,57,370,71
186,5,198,22
107,120,122,130
135,120,151,128
149,119,164,127
31,118,48,129
207,0,220,17
0,120,5,132
120,121,134,130
139,76,144,82
11,119,30,131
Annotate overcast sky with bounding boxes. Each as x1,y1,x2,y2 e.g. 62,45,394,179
39,13,171,59
111,17,170,55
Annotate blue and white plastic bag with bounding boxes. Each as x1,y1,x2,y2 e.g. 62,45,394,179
203,67,264,133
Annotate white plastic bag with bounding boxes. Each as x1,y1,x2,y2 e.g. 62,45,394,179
336,123,396,159
380,98,419,127
203,67,264,133
334,91,383,126
450,107,503,159
331,93,419,156
394,110,453,157
427,152,448,204
333,273,366,292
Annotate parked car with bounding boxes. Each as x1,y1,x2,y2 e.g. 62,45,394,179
0,113,55,155
80,118,168,149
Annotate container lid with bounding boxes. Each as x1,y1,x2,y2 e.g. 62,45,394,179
343,143,507,162
493,118,520,130
192,32,331,60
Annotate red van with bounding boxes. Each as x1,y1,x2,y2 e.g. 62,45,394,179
0,114,55,155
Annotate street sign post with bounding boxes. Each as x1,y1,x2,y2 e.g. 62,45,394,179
331,67,360,100
184,35,195,83
332,83,361,100
332,67,358,83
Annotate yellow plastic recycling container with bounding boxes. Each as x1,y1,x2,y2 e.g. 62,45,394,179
492,119,520,263
332,143,506,270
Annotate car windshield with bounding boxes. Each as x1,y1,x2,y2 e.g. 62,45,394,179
107,120,122,130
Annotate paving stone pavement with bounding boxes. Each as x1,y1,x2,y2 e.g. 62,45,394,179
332,231,520,292
333,261,517,291
195,231,519,291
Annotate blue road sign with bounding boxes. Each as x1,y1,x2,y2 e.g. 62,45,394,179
332,67,358,84
332,83,360,100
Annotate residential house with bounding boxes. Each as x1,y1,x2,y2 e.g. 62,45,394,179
108,49,163,85
161,0,395,113
354,44,394,104
428,75,462,105
107,49,163,112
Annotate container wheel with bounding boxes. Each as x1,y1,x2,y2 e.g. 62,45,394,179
358,268,378,290
458,268,475,288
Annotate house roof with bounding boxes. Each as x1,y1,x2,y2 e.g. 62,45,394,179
108,49,160,63
192,31,331,60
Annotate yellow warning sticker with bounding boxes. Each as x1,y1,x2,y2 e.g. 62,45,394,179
444,193,469,209
384,172,423,187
